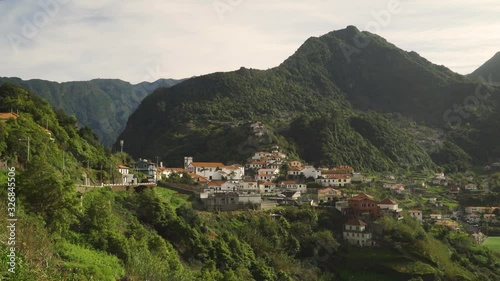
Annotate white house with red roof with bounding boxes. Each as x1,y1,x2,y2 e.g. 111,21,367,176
378,198,403,220
184,157,226,180
279,181,306,192
343,219,374,247
255,168,279,181
221,165,245,180
238,180,260,193
260,181,277,193
116,165,130,176
246,160,266,169
157,167,187,180
315,174,351,187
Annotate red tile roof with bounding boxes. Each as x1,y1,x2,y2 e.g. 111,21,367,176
345,219,367,226
116,165,130,169
318,187,341,194
379,198,397,205
350,193,374,200
0,112,19,120
208,181,226,186
191,162,224,167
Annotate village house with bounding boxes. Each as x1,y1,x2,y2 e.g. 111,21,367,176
287,167,302,178
342,193,382,218
204,181,238,193
483,214,496,222
116,164,136,184
156,167,187,180
430,214,442,220
288,161,302,168
188,173,209,184
238,180,260,193
251,151,272,161
302,166,322,179
307,187,342,203
255,168,279,181
378,198,403,220
260,181,277,193
432,173,448,186
117,164,130,175
279,181,307,192
246,160,266,169
221,165,245,180
184,157,225,180
315,174,351,187
327,165,354,175
351,173,365,183
343,219,375,247
280,191,302,202
408,210,423,221
135,159,157,182
465,206,500,214
390,184,406,194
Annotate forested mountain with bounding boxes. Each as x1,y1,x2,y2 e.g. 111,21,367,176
0,77,181,147
1,84,499,281
117,26,500,171
469,52,500,84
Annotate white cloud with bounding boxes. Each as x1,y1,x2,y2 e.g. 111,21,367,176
0,0,499,82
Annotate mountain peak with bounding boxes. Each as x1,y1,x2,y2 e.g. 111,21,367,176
469,51,500,82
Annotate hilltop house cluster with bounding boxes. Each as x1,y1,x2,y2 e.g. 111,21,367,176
116,147,365,210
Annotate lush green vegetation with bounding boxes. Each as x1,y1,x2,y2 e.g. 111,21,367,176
3,28,500,280
0,77,181,147
118,26,500,171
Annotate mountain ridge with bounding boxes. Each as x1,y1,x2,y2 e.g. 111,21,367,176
117,26,500,171
0,77,183,147
469,51,500,84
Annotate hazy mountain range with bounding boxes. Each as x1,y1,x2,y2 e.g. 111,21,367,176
0,77,182,147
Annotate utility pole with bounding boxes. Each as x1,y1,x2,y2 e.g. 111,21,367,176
110,163,113,184
84,160,90,186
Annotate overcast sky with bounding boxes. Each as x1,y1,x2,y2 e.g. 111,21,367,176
1,0,499,83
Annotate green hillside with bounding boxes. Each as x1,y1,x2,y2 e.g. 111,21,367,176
117,26,500,171
1,84,499,280
0,77,181,147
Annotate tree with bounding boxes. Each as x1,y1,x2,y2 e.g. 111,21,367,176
18,156,79,235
